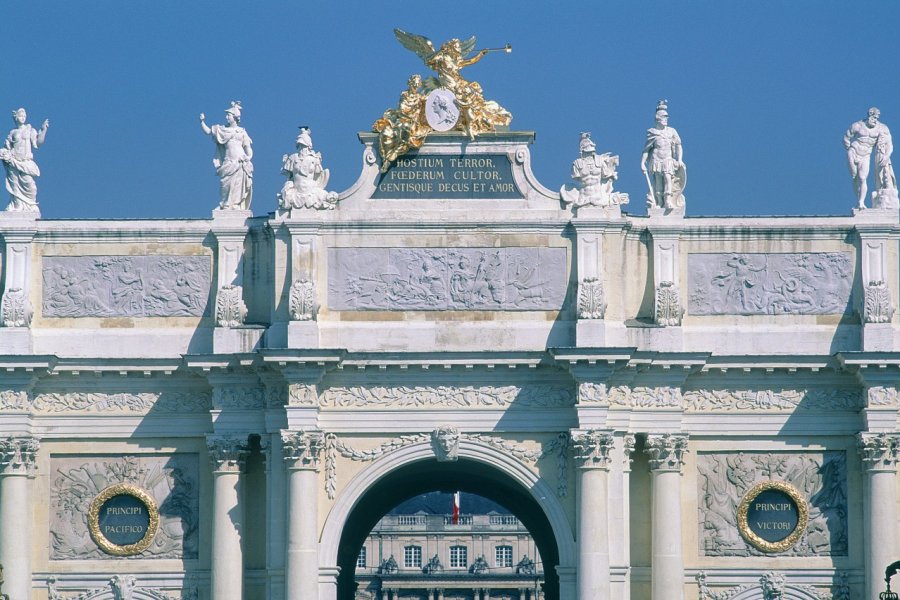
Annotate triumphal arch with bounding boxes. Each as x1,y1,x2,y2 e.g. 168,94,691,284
1,30,899,600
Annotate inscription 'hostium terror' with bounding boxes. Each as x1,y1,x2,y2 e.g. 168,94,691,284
372,154,523,199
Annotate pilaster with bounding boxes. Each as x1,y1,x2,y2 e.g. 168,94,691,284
855,219,897,350
571,218,627,346
0,215,37,352
647,220,684,334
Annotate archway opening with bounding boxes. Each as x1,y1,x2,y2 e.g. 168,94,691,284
336,458,560,600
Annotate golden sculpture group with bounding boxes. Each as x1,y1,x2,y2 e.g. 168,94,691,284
373,30,513,172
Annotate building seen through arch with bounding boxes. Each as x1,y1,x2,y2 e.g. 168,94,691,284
355,492,544,599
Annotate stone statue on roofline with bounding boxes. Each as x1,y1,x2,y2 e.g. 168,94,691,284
277,126,338,212
0,107,49,215
200,101,254,211
560,132,629,213
845,107,898,210
641,99,686,215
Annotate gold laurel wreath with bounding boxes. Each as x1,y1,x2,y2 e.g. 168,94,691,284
88,483,159,556
736,480,809,553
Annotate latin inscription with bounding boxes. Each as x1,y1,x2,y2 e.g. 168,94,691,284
96,494,150,547
745,488,800,543
372,154,523,199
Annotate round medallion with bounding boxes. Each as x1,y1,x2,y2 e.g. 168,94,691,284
737,480,808,553
425,89,460,132
88,483,160,556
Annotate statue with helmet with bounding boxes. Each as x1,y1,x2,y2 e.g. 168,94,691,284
560,132,629,210
199,101,254,211
277,127,338,211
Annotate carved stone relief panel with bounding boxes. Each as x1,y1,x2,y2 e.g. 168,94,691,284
327,247,567,310
31,391,211,414
683,388,862,412
319,384,575,408
687,253,853,315
50,454,199,560
42,256,211,318
697,451,847,556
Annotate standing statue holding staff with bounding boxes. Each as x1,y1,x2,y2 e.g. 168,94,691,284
844,107,897,209
641,100,686,212
0,107,49,214
200,101,253,211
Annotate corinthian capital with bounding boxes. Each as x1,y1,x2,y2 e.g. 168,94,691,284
282,429,325,471
207,436,250,473
858,432,900,472
645,433,688,472
571,429,614,469
0,436,40,476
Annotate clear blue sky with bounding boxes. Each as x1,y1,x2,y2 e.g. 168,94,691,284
2,1,898,219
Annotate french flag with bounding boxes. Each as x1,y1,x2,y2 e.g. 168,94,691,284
452,491,460,524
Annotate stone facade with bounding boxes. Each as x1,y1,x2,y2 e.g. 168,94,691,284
0,131,897,600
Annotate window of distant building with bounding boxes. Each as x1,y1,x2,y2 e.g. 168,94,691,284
357,547,366,568
495,545,513,567
449,545,468,568
404,545,422,568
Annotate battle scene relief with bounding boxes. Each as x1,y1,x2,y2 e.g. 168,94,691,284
697,451,847,556
328,247,567,310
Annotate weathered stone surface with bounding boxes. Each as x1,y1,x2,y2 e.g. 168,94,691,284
688,253,852,315
327,247,567,310
42,256,211,318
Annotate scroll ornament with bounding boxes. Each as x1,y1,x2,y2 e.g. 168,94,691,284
863,280,894,323
577,277,606,319
0,288,32,327
655,281,682,326
289,279,316,321
215,285,246,327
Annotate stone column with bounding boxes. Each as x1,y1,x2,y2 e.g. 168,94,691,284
645,434,688,600
572,429,614,600
282,429,325,600
207,436,249,600
0,436,39,600
859,433,900,600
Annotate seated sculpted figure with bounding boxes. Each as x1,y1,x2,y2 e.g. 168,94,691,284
0,107,49,214
373,74,429,172
277,127,338,211
560,132,628,209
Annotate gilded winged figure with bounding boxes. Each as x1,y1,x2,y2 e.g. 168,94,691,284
373,29,512,171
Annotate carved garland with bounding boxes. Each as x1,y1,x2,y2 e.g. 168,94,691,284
324,431,569,500
696,571,829,600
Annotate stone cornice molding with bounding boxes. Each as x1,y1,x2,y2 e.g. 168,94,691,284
281,429,325,471
645,433,689,472
0,436,40,476
858,432,900,472
570,429,614,470
206,436,250,473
